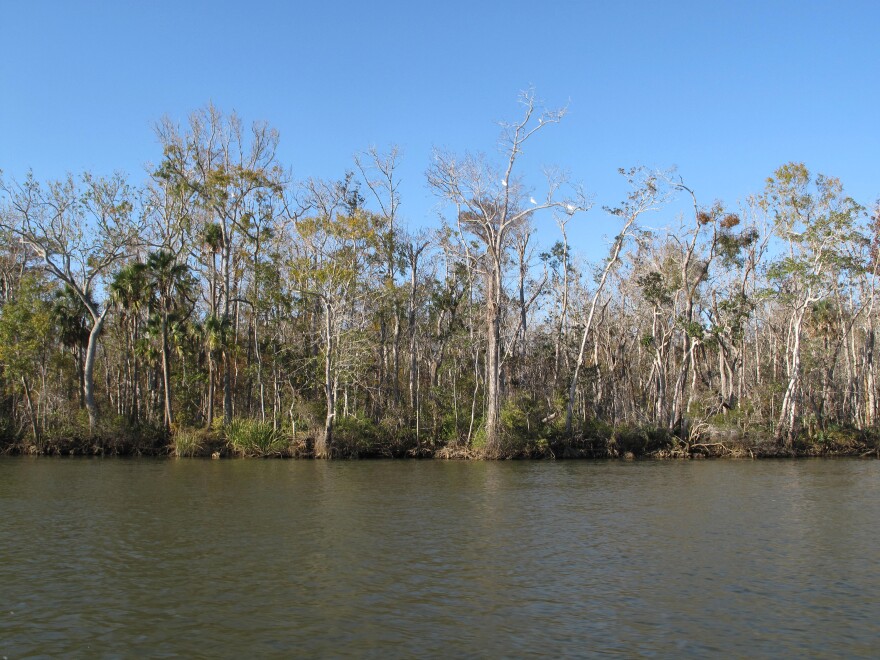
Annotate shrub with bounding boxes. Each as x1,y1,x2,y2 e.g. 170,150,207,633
332,416,380,457
471,397,555,458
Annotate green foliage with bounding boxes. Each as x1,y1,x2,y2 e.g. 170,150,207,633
715,292,754,341
51,286,91,350
225,418,287,457
44,409,92,445
4,111,880,462
608,425,674,456
172,427,205,457
474,397,556,458
471,424,488,452
0,275,55,384
807,424,863,449
500,400,531,445
765,162,865,296
637,271,671,306
332,416,381,457
678,317,705,340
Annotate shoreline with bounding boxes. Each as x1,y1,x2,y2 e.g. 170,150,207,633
3,435,878,460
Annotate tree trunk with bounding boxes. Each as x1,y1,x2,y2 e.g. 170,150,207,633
316,301,335,458
775,307,807,448
161,313,173,430
223,350,232,425
408,259,419,411
206,352,215,428
83,312,108,433
566,228,630,437
21,375,39,444
483,266,503,456
77,347,85,410
222,241,233,425
866,324,876,427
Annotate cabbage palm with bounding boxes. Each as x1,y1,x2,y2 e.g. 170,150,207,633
144,250,192,429
109,262,148,421
203,313,230,427
51,286,92,409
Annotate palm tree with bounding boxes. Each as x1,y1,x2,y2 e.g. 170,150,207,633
51,286,91,410
203,313,230,427
143,250,192,430
109,263,149,422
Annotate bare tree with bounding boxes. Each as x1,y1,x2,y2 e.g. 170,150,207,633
355,146,403,406
566,168,665,438
428,90,588,455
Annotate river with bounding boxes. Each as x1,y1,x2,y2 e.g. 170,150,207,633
1,458,878,657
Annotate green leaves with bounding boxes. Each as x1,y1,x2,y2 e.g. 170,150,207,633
0,275,55,384
764,162,867,302
637,271,672,307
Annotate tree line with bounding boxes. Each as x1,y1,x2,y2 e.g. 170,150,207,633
1,94,878,458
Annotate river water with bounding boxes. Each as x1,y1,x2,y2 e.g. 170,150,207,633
1,458,878,657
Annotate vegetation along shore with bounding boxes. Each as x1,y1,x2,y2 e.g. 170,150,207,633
2,94,879,460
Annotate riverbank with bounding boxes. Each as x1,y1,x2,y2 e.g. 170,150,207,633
3,423,879,459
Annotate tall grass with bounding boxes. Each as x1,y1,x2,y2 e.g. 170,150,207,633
171,427,204,457
226,419,287,457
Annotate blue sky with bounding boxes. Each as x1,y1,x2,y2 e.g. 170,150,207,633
2,0,878,256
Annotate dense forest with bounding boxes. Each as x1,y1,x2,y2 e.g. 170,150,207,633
2,95,879,458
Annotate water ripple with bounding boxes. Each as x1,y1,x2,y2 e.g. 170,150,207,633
1,459,878,657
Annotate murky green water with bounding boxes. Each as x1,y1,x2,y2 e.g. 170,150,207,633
1,459,878,657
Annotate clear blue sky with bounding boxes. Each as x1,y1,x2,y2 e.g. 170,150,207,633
2,0,878,255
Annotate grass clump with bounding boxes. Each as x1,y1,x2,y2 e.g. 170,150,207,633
171,427,205,457
225,418,287,457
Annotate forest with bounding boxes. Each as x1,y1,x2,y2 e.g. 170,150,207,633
1,94,879,459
